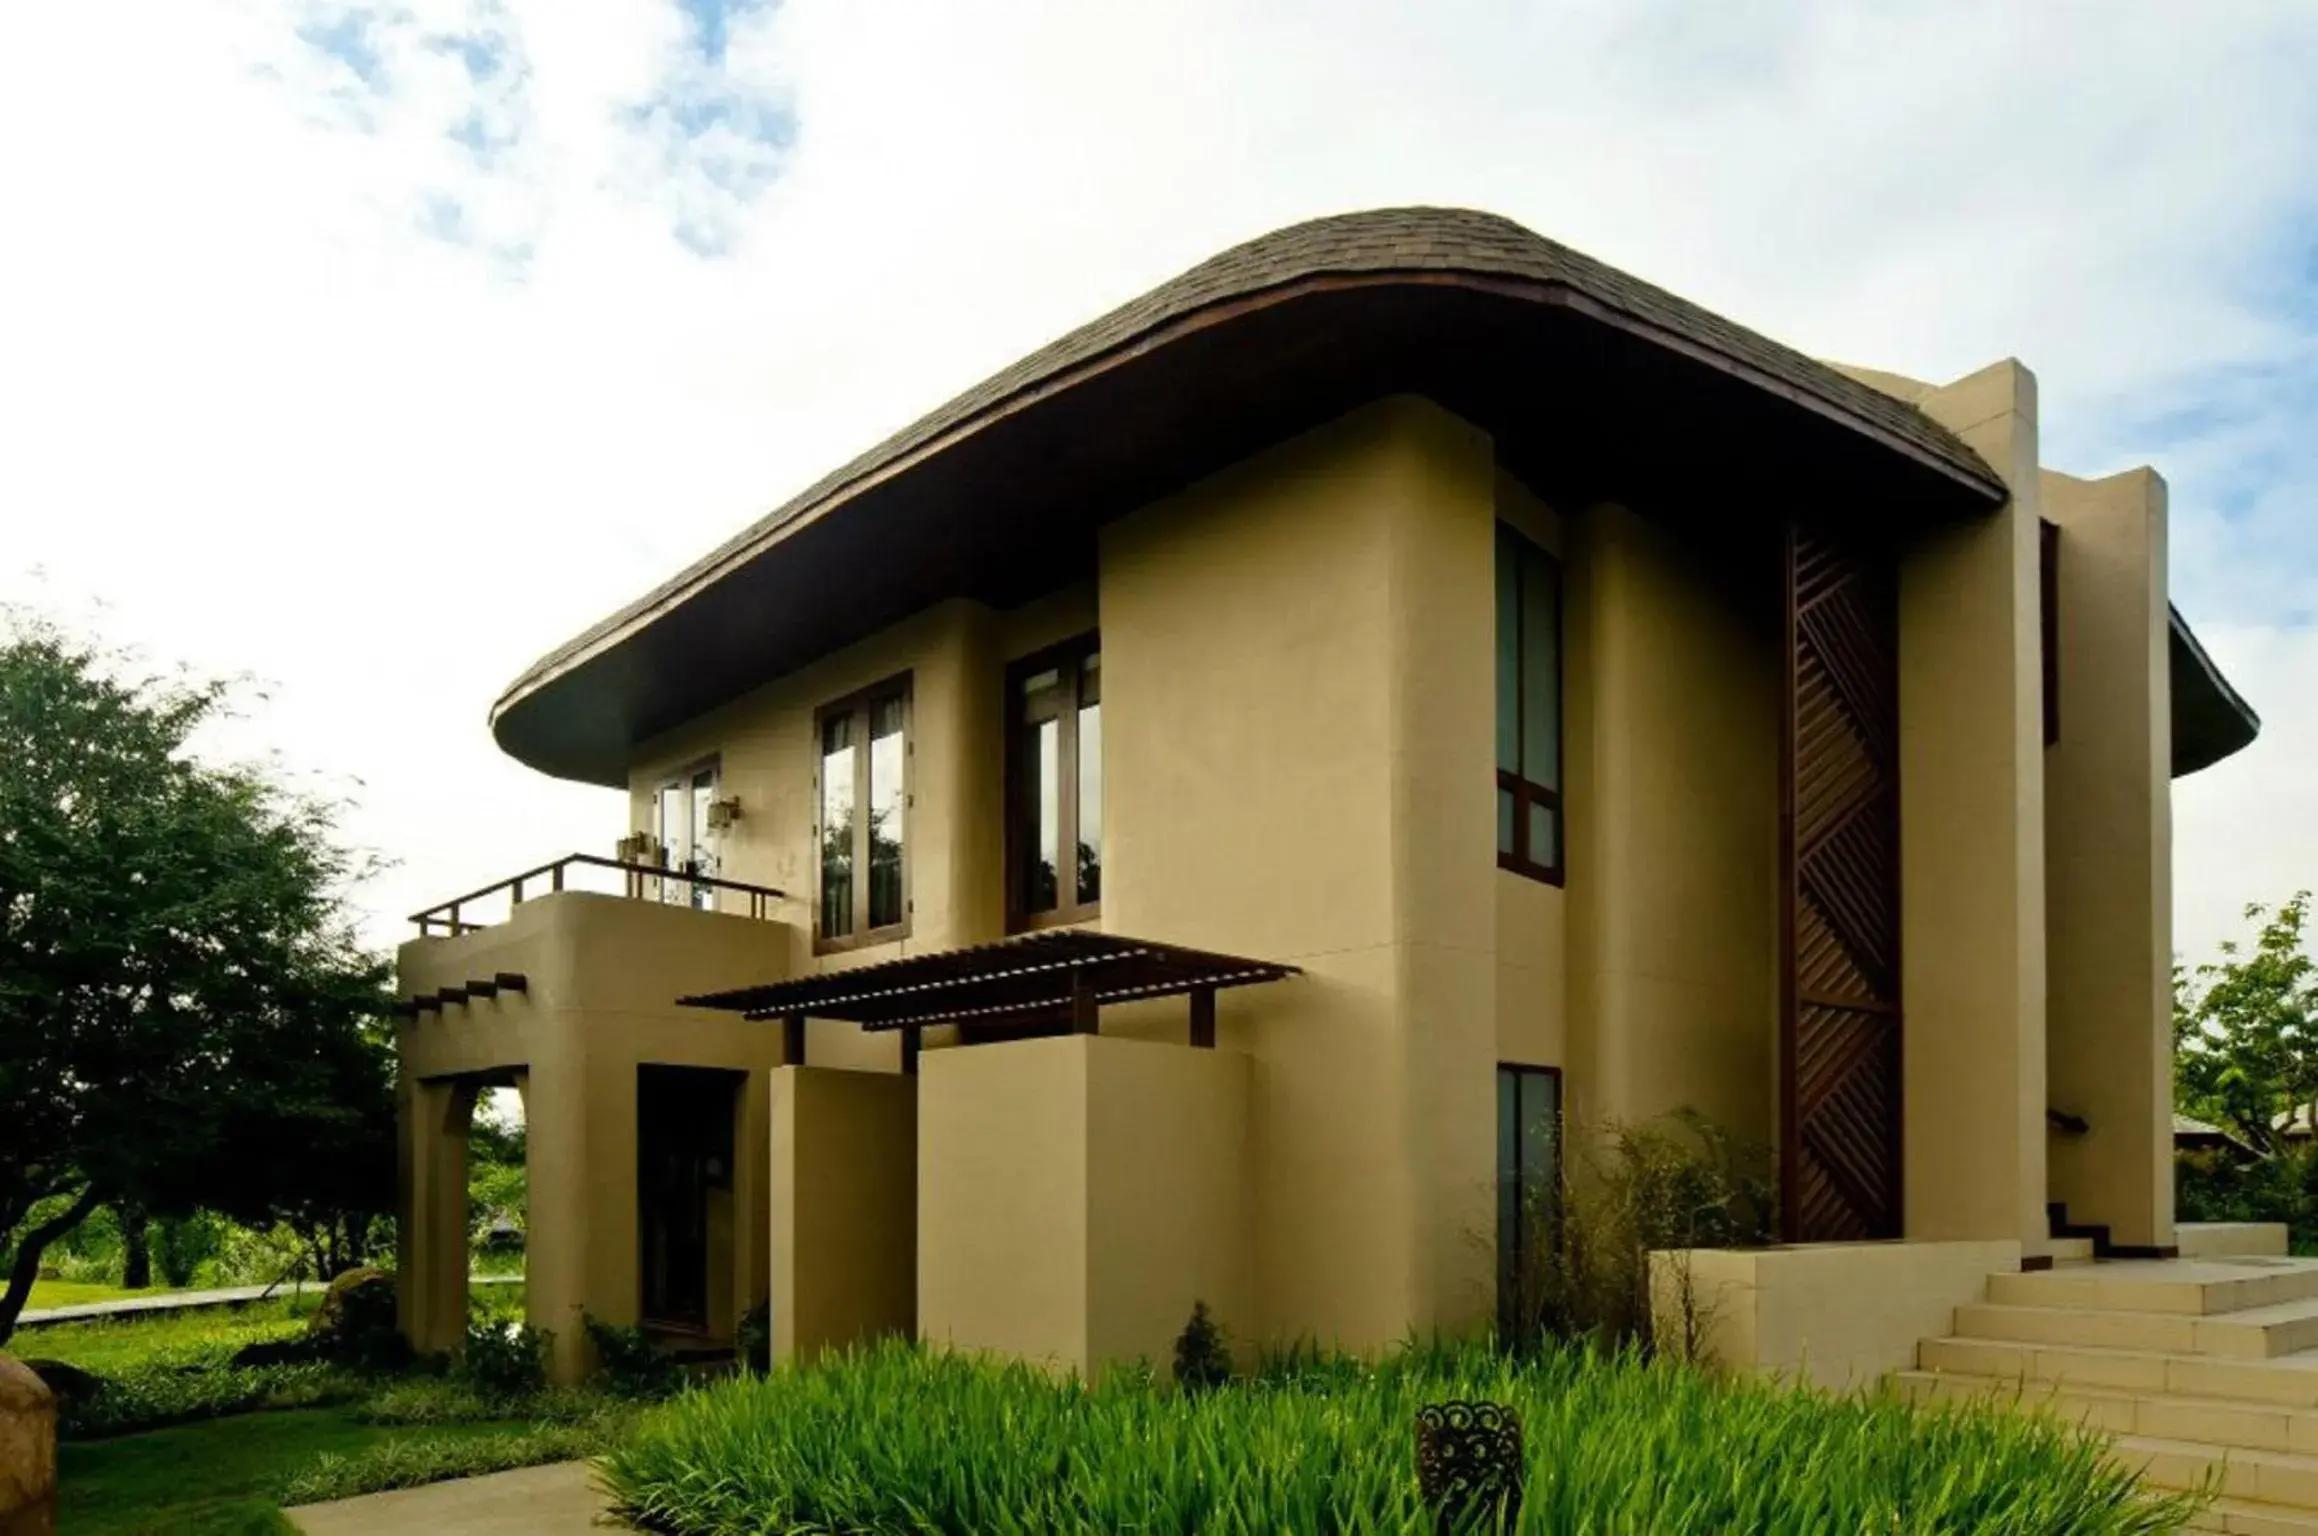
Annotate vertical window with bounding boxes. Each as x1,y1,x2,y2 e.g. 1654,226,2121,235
654,761,720,909
817,678,910,948
1009,634,1101,929
2040,517,2060,748
1496,524,1563,883
1496,1063,1562,1341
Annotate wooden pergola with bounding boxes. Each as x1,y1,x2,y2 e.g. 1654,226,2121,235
678,929,1300,1071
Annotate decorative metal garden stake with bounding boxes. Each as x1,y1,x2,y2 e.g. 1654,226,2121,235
1415,1400,1524,1534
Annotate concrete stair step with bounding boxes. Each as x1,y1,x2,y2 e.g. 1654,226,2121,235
1957,1298,2318,1360
2110,1432,2318,1510
1989,1258,2318,1318
2184,1497,2318,1534
1898,1370,2318,1455
1919,1336,2318,1407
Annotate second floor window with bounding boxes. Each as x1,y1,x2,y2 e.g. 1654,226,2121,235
654,762,721,909
1010,635,1100,929
818,678,910,946
1497,523,1563,884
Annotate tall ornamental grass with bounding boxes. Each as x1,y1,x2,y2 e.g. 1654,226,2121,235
596,1338,2204,1535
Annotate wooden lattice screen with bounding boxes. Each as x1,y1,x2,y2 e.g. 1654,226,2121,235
1780,522,1904,1242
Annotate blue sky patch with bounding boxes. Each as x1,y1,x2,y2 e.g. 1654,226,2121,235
676,0,773,67
298,7,391,91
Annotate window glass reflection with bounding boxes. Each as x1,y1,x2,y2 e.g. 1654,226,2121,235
820,713,855,939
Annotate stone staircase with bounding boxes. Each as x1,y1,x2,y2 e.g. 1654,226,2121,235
1900,1224,2318,1534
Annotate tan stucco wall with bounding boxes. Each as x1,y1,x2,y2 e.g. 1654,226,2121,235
1887,360,2049,1249
396,893,788,1381
768,1066,917,1362
1653,1240,2018,1390
1562,502,1778,1152
917,1035,1249,1378
917,1036,1089,1371
1101,395,1498,1351
1084,1037,1254,1373
2041,466,2175,1249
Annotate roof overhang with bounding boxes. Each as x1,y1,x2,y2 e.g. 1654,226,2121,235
491,208,2007,786
2171,605,2261,777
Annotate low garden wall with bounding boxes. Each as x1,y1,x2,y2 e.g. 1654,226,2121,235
1649,1239,2021,1389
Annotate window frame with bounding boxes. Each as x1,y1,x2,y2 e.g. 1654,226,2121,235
1496,524,1566,886
652,757,724,909
1005,632,1102,933
812,672,914,955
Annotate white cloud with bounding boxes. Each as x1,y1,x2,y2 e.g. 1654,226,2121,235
1,0,2313,960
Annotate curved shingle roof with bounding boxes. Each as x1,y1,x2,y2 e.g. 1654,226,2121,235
494,208,2004,766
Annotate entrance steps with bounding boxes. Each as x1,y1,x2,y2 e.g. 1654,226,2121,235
1900,1231,2318,1532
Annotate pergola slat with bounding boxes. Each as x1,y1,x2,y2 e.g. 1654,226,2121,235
677,929,1297,1031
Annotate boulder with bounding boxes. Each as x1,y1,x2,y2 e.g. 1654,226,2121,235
0,1353,56,1536
305,1267,406,1369
306,1267,392,1340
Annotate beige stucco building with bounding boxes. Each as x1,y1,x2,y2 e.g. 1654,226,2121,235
395,207,2258,1387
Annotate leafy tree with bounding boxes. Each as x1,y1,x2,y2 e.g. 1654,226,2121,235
0,614,393,1342
2175,893,2318,1158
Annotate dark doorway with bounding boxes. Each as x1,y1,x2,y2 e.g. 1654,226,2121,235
1779,521,1904,1241
638,1065,739,1333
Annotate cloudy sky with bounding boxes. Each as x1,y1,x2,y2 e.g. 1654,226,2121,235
1,0,2312,963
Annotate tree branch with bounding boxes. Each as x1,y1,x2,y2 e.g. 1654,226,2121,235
0,1183,103,1346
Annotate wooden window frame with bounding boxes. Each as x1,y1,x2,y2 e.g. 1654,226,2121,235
1497,526,1565,886
1005,632,1102,933
813,673,913,955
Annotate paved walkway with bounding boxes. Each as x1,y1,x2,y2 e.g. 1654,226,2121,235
16,1273,520,1328
286,1460,613,1534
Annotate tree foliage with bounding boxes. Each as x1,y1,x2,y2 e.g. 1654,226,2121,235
0,614,394,1342
2175,894,2318,1249
2175,893,2318,1157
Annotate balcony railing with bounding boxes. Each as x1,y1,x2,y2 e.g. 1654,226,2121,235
410,853,789,937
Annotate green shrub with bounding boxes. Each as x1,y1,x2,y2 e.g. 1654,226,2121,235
583,1315,680,1400
1502,1108,1774,1356
357,1377,608,1427
1170,1300,1231,1392
597,1337,2205,1535
462,1319,550,1399
58,1361,356,1439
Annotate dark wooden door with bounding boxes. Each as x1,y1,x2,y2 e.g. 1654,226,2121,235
638,1067,736,1331
1781,522,1904,1241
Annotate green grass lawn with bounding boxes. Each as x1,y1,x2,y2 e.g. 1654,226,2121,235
21,1278,599,1534
16,1292,325,1374
58,1405,557,1535
24,1280,186,1312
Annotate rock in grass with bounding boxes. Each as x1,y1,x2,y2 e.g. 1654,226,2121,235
305,1267,392,1341
0,1353,59,1536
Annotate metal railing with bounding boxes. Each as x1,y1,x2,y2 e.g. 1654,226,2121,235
409,853,788,937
